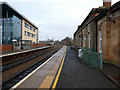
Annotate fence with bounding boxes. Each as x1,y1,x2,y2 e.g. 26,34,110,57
0,44,47,52
81,47,102,70
0,44,13,52
31,43,46,48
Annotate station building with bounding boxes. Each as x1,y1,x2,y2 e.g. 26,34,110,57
95,1,120,65
74,0,120,65
0,2,39,45
74,8,103,50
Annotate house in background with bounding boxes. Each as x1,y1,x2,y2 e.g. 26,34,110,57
62,37,73,46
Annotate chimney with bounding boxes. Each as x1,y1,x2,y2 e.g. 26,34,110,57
103,0,111,7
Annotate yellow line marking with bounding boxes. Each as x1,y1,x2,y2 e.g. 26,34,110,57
10,47,61,90
52,47,67,89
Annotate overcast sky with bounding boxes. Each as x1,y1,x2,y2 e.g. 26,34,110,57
1,0,120,41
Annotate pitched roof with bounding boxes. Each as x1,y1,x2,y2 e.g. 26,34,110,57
74,8,103,36
94,1,120,21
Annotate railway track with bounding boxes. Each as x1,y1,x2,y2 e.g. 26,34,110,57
2,46,50,65
1,45,62,89
2,47,55,71
2,47,56,82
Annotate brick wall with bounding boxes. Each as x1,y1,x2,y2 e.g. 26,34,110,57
31,43,46,48
0,44,47,52
90,21,97,49
82,28,85,47
74,32,80,48
110,17,119,64
103,2,111,7
0,44,13,52
97,16,120,65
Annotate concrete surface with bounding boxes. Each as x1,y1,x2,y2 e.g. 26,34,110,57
11,46,66,89
56,46,117,88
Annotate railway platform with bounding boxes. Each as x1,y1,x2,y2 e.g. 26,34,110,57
56,46,117,88
10,46,67,89
0,46,50,58
9,46,118,89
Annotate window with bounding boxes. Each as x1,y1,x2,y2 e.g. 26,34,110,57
27,32,29,36
25,23,27,27
27,24,29,28
88,33,90,48
99,29,102,53
31,34,35,37
25,23,29,28
30,26,32,30
29,33,31,36
84,35,86,47
27,32,30,36
2,15,22,44
32,34,34,37
24,31,26,35
33,28,35,32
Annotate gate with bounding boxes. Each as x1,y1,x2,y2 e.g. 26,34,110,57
81,47,102,70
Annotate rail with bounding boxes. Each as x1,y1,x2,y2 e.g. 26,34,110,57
1,46,62,89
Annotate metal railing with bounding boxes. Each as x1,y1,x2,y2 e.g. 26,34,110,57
81,47,102,70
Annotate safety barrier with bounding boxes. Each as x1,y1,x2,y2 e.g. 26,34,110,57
0,44,13,52
81,47,102,70
0,44,47,52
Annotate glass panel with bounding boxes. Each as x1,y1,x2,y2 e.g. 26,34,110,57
0,18,2,44
30,26,32,30
24,31,26,35
33,28,35,32
2,14,22,44
12,15,22,40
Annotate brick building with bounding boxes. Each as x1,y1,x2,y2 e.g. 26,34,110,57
74,8,103,50
74,0,120,65
95,1,120,64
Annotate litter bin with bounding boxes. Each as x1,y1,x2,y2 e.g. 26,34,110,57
78,49,83,58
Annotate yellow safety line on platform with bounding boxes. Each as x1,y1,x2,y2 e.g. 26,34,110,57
10,48,59,90
52,47,67,89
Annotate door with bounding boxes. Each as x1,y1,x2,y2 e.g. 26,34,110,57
99,29,102,53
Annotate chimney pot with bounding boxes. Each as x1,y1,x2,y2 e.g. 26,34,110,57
103,0,111,7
